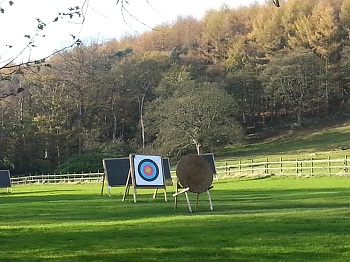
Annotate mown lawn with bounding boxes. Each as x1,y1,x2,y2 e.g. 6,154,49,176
1,177,350,262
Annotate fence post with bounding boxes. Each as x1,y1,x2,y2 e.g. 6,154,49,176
328,156,331,176
265,158,268,174
280,157,282,174
345,155,348,176
225,162,231,178
239,160,241,173
311,158,314,176
251,159,254,174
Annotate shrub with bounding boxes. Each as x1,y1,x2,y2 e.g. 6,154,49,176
55,153,121,174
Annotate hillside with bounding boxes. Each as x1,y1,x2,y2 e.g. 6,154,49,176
217,119,350,162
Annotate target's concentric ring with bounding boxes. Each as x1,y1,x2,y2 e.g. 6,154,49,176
138,159,159,182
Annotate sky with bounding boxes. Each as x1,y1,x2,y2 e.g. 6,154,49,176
0,0,267,65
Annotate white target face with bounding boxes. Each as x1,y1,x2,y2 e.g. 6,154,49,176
133,155,164,186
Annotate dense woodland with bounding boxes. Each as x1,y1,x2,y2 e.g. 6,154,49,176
1,0,350,175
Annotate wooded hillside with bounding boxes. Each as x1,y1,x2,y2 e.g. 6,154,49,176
1,0,350,175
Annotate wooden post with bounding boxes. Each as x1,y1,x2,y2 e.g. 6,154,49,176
345,155,348,176
100,171,106,196
311,158,314,176
251,159,254,174
173,187,191,212
185,191,192,213
265,158,269,174
122,169,132,202
239,160,241,173
328,156,331,176
207,190,213,211
280,157,282,174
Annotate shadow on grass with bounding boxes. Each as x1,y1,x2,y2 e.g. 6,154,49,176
1,184,350,220
1,209,348,262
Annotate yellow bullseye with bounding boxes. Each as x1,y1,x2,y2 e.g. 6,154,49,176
145,166,152,174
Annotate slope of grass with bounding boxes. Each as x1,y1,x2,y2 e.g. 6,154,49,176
217,121,350,163
1,179,350,262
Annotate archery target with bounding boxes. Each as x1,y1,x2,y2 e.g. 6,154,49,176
138,159,159,181
133,155,164,186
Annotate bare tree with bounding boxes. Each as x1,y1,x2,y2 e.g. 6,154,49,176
0,1,86,77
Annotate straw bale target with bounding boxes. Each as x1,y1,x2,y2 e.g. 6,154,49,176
176,154,213,194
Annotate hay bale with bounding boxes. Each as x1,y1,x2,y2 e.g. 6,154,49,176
176,154,213,193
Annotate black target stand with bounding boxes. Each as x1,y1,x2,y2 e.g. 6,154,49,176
0,170,12,193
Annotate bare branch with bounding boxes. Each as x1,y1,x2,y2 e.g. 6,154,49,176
117,0,158,33
1,1,88,74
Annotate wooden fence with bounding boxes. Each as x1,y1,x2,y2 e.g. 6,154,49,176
10,172,104,185
9,156,350,185
217,156,350,178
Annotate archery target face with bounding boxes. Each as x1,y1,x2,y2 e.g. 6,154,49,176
133,155,164,186
138,159,159,181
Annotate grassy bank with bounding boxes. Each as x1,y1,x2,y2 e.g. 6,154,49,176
217,121,350,164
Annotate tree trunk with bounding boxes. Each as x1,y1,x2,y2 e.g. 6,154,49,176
196,143,201,154
139,94,146,149
112,114,117,141
193,138,202,154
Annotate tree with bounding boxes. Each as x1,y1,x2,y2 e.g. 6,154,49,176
145,66,243,157
249,4,285,52
289,1,344,113
224,64,264,128
109,52,170,149
259,49,323,127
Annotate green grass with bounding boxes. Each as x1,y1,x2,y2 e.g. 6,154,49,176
1,178,350,262
217,122,350,165
2,122,350,261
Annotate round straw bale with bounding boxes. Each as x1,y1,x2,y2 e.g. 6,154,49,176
176,154,213,193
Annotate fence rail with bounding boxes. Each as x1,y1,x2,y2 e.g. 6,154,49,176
10,172,104,185
9,156,350,185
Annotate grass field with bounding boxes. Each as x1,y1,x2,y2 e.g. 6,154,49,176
216,121,350,165
1,177,350,262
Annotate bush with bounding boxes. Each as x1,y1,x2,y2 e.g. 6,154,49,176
55,153,121,174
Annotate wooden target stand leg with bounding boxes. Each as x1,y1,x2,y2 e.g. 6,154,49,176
173,183,213,212
153,188,167,202
122,169,133,202
123,161,167,203
207,189,213,211
100,172,113,197
195,187,213,211
122,156,143,202
173,185,192,212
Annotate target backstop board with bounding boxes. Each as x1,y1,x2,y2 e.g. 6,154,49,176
0,170,11,189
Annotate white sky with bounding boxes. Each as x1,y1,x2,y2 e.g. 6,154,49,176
0,0,266,65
